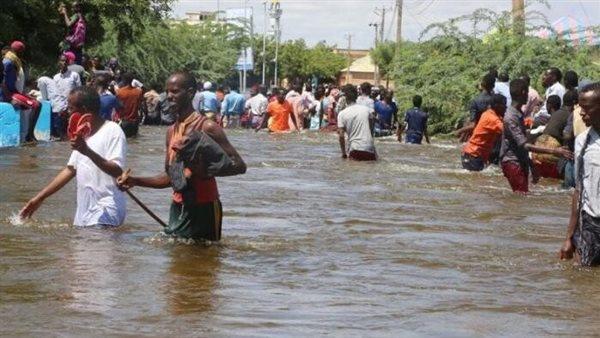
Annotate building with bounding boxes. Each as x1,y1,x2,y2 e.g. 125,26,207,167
177,11,218,25
338,54,376,87
335,49,393,89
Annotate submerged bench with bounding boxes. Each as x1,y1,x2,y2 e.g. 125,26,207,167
0,101,51,147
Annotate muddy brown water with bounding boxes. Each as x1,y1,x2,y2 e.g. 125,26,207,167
1,126,599,336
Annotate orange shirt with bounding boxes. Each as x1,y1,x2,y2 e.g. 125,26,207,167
116,86,143,122
463,109,503,162
267,100,292,132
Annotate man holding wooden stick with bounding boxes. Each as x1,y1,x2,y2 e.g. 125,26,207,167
117,71,246,241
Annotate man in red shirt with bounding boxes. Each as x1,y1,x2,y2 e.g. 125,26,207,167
117,72,246,241
462,94,507,171
116,72,142,137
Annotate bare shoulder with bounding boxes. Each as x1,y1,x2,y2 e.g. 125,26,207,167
201,118,222,134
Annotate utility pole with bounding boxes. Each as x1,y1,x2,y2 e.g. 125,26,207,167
242,0,248,93
369,23,379,46
512,0,525,36
369,23,379,84
271,0,282,87
396,0,403,43
374,7,387,42
262,1,267,86
345,34,353,85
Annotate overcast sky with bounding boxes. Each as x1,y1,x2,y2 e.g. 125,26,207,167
172,0,600,49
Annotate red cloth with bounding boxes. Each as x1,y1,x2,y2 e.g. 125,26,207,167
501,161,529,193
10,93,40,110
534,161,561,179
349,150,377,161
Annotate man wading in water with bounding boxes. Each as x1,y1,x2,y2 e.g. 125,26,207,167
559,83,600,266
117,72,246,241
20,87,127,226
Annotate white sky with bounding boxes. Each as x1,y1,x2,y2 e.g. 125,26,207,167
172,0,600,49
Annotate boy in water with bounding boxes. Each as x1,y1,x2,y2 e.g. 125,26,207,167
20,87,127,226
462,94,506,171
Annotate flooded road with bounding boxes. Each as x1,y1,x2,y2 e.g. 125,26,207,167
1,126,599,336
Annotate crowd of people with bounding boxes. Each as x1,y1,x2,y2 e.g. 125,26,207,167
4,2,600,267
458,67,593,194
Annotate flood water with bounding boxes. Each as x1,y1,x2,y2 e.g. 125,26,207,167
1,126,599,336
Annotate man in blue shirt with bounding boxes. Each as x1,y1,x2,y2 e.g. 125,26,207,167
221,87,245,128
198,81,219,113
95,74,121,121
398,95,430,144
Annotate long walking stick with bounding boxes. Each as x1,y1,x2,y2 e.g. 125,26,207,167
121,169,168,227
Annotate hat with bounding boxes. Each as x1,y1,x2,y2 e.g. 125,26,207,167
203,81,213,90
63,51,76,64
10,41,25,53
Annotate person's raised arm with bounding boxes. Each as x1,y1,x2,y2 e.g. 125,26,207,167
70,134,123,178
20,167,75,219
204,120,247,176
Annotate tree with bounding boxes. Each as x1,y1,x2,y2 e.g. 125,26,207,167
392,6,600,135
370,41,396,88
278,39,310,83
90,20,239,89
305,42,346,82
0,0,174,76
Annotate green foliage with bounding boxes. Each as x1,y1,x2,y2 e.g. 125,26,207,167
393,7,600,135
0,0,173,77
278,39,309,82
305,42,346,82
89,20,239,89
254,38,345,84
370,41,396,86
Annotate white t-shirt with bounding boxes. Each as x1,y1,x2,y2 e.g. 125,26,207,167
337,103,376,154
245,93,268,116
493,81,512,107
538,82,566,117
67,121,127,226
575,127,600,218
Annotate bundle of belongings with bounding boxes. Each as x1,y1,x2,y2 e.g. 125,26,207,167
168,129,234,206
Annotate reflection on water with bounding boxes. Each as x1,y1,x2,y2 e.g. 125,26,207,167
0,126,598,336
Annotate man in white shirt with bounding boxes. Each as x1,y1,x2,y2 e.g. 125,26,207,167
51,54,81,139
337,84,377,161
493,73,512,107
536,67,566,124
20,86,127,227
244,85,268,128
357,82,375,115
560,82,600,266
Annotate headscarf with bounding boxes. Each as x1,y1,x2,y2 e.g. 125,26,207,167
10,41,25,54
4,51,22,73
63,51,76,65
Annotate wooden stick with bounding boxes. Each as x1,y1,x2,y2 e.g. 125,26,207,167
125,189,168,228
120,169,167,228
